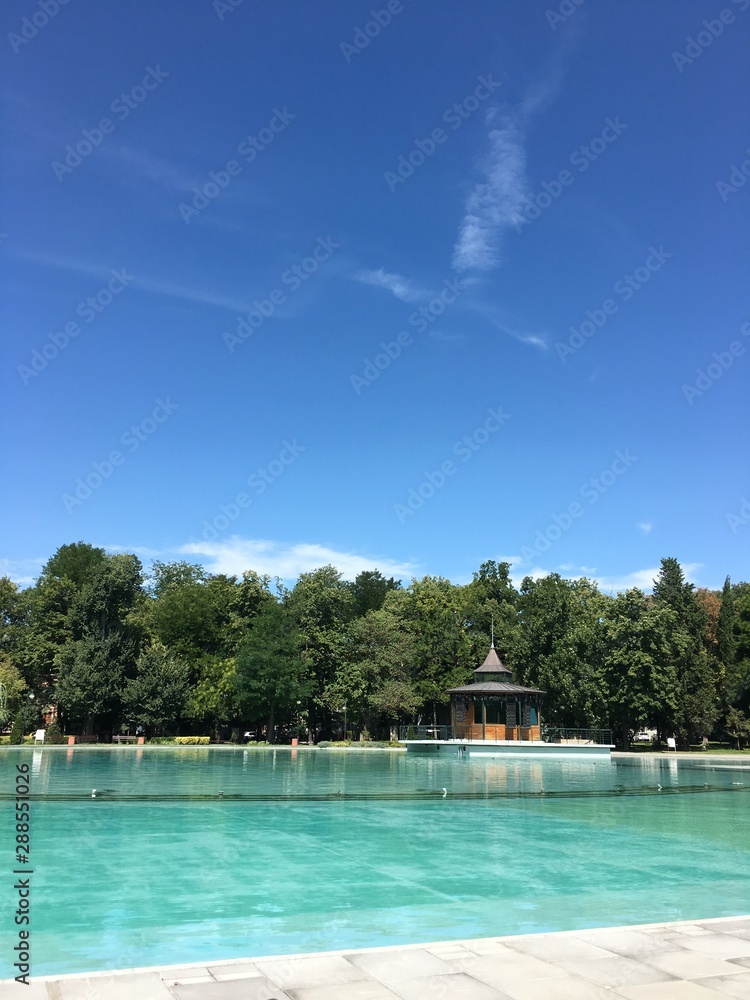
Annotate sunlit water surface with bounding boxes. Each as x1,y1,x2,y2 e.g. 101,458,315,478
2,747,749,976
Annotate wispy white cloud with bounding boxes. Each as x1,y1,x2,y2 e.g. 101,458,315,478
105,544,163,559
429,329,466,345
502,554,704,594
452,116,529,272
637,522,653,534
102,144,196,193
0,556,45,588
463,298,548,350
14,250,252,313
179,537,419,582
354,268,423,303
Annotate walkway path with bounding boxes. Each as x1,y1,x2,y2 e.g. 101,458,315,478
5,915,750,1000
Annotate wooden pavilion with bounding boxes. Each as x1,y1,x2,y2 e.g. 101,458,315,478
447,645,545,741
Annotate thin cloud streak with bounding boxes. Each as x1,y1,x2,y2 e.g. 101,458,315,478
354,267,423,303
14,250,252,313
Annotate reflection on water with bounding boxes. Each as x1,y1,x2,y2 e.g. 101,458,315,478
2,747,749,801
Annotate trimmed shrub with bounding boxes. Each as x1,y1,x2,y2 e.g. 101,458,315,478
9,711,24,745
45,722,66,744
174,736,210,745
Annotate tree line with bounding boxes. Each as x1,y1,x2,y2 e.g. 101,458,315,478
1,543,748,748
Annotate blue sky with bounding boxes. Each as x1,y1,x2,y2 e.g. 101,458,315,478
2,0,748,591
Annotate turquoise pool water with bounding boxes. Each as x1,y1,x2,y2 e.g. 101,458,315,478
2,747,749,977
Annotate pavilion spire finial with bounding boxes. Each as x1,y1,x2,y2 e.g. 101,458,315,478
491,615,495,649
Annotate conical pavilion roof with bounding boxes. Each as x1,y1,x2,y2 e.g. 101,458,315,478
474,645,511,675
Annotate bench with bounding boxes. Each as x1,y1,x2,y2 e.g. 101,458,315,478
112,735,138,744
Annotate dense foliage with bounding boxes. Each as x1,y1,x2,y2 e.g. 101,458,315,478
1,543,748,746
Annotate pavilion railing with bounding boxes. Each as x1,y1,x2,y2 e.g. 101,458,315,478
399,725,455,741
541,727,613,745
399,725,614,744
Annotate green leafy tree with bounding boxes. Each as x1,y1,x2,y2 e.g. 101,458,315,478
235,600,312,741
461,560,521,666
122,645,191,736
287,565,355,733
717,576,739,714
725,706,750,750
0,576,24,660
729,584,750,713
321,607,417,737
15,575,77,691
602,589,680,745
394,576,474,724
187,656,240,739
516,574,610,727
42,542,107,588
0,656,27,726
149,562,271,668
55,553,146,733
348,569,402,618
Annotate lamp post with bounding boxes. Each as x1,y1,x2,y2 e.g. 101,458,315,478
343,702,347,741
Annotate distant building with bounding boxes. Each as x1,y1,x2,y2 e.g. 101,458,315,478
447,645,545,741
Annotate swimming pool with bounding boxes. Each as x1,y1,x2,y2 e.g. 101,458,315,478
2,747,749,977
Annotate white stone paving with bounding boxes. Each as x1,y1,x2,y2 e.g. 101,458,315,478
2,916,749,1000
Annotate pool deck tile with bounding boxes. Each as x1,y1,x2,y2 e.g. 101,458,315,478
615,983,737,1000
503,933,618,963
207,961,265,981
4,915,750,1000
347,947,456,980
171,979,292,1000
54,971,175,999
254,954,368,989
698,972,750,997
381,971,512,999
286,982,402,1000
642,949,748,980
498,973,621,1000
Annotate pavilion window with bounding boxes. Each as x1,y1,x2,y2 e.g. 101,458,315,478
484,702,504,725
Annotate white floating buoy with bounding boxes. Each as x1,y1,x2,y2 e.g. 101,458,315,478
442,788,447,798
91,789,98,798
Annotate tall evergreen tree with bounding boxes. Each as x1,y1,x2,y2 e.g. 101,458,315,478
652,558,719,744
